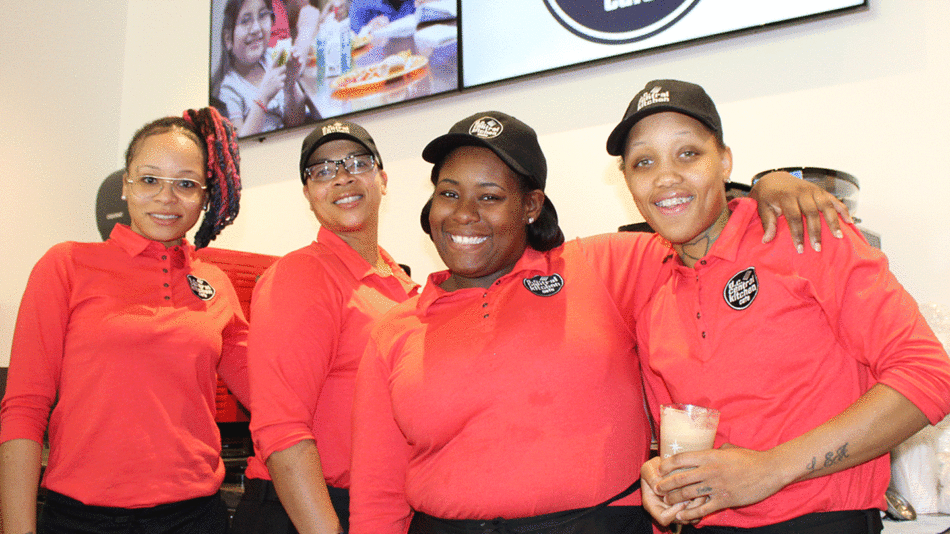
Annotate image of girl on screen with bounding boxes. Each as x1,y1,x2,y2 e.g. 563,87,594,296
214,0,308,138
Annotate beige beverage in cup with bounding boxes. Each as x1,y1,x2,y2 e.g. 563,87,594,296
660,404,720,460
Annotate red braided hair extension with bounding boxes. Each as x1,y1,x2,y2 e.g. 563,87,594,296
184,107,242,248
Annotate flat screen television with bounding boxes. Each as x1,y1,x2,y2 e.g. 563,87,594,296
209,0,459,139
462,0,867,87
209,1,867,140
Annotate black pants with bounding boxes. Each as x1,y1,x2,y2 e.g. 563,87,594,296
408,506,651,534
682,509,882,534
230,478,350,534
38,490,228,534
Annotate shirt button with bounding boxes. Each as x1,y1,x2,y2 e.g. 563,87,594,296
700,260,707,265
702,331,707,338
163,269,168,273
696,312,701,319
164,283,169,288
482,293,488,298
482,303,488,308
483,314,489,319
164,296,170,300
162,255,168,260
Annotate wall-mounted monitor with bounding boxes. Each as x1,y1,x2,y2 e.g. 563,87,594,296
209,0,459,140
210,1,867,140
462,0,866,87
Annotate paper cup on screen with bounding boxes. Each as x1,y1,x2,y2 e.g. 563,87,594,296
659,404,720,459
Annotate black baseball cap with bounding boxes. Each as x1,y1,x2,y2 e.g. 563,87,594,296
299,119,383,183
606,79,723,156
422,111,547,191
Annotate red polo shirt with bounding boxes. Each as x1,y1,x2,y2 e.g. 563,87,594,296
638,198,950,528
0,224,249,508
350,233,668,534
245,227,418,487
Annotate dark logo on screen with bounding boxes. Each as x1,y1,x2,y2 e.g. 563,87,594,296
543,0,701,45
523,274,564,297
187,274,216,301
723,267,757,310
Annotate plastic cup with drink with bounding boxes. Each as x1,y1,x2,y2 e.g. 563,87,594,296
660,404,720,468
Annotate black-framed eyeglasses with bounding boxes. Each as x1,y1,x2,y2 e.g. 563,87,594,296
237,9,275,32
126,175,207,202
304,154,376,183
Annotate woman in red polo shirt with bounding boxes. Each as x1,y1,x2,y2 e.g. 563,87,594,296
0,108,248,534
349,111,850,534
613,79,950,533
232,119,419,534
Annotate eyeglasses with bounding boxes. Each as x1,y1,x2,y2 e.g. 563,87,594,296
237,9,275,32
304,154,376,183
126,175,207,202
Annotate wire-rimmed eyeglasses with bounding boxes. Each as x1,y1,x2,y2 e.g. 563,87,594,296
126,175,207,202
304,154,376,183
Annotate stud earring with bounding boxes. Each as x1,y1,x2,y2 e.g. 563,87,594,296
121,195,126,200
527,217,535,224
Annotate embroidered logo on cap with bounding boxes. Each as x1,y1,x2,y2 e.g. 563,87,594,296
322,122,350,135
723,267,758,310
187,274,216,301
469,117,503,139
638,86,670,111
523,274,564,297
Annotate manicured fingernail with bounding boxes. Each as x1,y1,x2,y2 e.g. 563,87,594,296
834,230,843,238
812,241,821,252
796,243,804,254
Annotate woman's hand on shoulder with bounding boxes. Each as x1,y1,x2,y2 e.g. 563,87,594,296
750,171,852,253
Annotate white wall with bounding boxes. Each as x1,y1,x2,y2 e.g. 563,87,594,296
2,0,948,366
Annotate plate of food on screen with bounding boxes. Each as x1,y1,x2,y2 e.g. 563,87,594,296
331,51,428,97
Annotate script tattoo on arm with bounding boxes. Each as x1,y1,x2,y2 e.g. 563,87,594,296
805,443,850,474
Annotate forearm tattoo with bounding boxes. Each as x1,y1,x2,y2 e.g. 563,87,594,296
806,443,850,473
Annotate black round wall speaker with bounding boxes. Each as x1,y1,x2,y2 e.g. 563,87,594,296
96,170,130,240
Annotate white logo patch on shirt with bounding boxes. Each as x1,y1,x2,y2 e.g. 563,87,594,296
187,274,216,301
723,267,758,310
523,274,564,297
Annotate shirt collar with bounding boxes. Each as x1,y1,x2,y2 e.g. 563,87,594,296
670,197,757,270
108,224,193,267
316,227,418,290
712,197,757,263
416,246,545,312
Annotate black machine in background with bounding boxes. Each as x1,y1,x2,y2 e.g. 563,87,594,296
754,167,880,249
95,170,131,240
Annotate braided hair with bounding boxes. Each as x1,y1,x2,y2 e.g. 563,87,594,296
184,107,241,248
125,107,241,249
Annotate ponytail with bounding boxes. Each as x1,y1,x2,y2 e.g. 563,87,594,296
183,107,242,249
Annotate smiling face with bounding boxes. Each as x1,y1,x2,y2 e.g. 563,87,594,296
429,146,544,291
226,0,271,68
622,112,733,262
302,139,387,238
122,130,207,247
